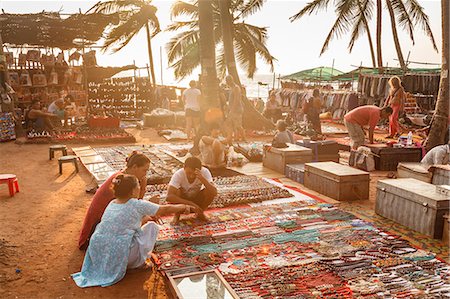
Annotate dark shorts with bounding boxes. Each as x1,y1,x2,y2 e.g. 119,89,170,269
181,189,208,210
185,109,200,118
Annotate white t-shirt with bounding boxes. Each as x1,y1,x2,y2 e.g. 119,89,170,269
421,144,450,165
169,167,213,199
183,88,201,111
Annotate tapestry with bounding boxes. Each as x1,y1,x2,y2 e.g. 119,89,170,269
154,197,450,298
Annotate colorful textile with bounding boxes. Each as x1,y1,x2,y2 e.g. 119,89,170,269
154,194,450,298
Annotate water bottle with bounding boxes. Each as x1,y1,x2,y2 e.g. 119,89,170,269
407,131,413,146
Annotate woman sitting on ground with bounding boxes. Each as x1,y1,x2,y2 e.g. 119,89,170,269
78,152,152,250
72,174,192,288
272,120,295,146
199,123,226,169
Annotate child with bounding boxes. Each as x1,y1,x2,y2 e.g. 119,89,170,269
272,119,295,147
72,174,191,288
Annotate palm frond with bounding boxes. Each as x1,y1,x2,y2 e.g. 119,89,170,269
102,13,144,52
166,29,200,63
235,0,267,19
290,0,332,22
391,0,415,44
320,0,357,55
170,0,198,19
405,0,438,51
165,20,198,32
348,0,373,51
90,0,144,14
169,40,201,79
215,45,228,80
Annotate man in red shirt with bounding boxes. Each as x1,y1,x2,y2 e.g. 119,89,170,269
344,105,393,149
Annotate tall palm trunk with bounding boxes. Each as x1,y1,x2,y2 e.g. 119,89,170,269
425,0,449,150
145,23,157,87
218,0,274,129
359,1,376,67
376,0,383,69
386,0,407,70
198,0,219,108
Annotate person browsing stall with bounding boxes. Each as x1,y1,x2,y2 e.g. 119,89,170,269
344,105,393,150
167,157,217,224
183,80,202,139
199,123,226,169
383,76,405,139
78,152,153,250
72,174,192,288
272,120,295,146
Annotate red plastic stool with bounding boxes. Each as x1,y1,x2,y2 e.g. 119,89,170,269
0,174,20,197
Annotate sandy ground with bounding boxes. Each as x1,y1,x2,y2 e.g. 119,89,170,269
0,128,168,299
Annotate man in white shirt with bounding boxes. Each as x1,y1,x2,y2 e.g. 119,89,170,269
421,144,450,165
167,157,217,224
183,80,202,139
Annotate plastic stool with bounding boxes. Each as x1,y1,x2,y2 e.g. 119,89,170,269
58,155,79,174
0,174,20,197
49,145,68,160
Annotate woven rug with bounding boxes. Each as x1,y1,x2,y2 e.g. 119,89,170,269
153,191,450,298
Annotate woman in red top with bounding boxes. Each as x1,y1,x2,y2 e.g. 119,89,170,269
384,76,405,138
78,152,150,250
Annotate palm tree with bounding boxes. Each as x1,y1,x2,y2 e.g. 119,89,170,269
89,0,160,86
198,0,220,108
290,0,437,69
166,0,275,81
425,0,449,150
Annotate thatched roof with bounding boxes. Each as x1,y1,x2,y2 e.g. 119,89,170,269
0,12,119,49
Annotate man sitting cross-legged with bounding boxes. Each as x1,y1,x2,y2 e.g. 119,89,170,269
167,157,217,224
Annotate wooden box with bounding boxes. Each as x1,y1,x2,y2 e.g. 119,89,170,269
263,144,312,174
367,144,422,171
285,163,305,184
431,165,450,185
296,140,339,162
397,162,432,183
304,162,369,201
443,213,449,245
376,178,450,239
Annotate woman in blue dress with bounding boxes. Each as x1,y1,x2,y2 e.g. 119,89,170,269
72,174,192,288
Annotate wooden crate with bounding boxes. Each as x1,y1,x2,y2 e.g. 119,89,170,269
367,144,422,171
376,178,450,239
443,213,449,245
263,144,312,174
285,163,305,184
431,165,450,185
397,162,432,183
296,140,339,162
304,162,369,201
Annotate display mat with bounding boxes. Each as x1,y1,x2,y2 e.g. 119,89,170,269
154,194,450,298
146,176,293,208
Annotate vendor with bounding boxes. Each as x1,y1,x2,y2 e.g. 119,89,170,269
25,99,58,132
272,120,294,146
199,123,226,169
302,89,322,134
78,152,152,250
263,92,281,123
421,131,450,165
344,105,393,150
48,98,67,125
167,157,217,224
383,76,405,139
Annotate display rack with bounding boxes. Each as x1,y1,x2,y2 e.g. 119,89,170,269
0,112,16,142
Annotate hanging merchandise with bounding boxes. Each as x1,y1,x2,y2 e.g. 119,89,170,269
20,71,32,87
48,68,58,86
8,72,20,86
18,53,27,66
73,69,82,84
69,52,81,62
64,68,73,85
32,71,47,87
56,52,65,65
27,50,40,62
83,50,97,66
41,54,56,66
0,112,16,142
5,52,14,65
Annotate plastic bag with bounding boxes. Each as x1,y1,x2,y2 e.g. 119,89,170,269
349,146,375,172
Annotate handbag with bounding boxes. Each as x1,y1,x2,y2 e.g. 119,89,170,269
349,146,375,172
27,50,40,62
32,71,47,87
20,71,32,87
48,68,58,85
18,53,27,66
8,72,20,86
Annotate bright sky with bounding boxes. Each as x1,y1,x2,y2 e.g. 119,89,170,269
1,0,442,86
